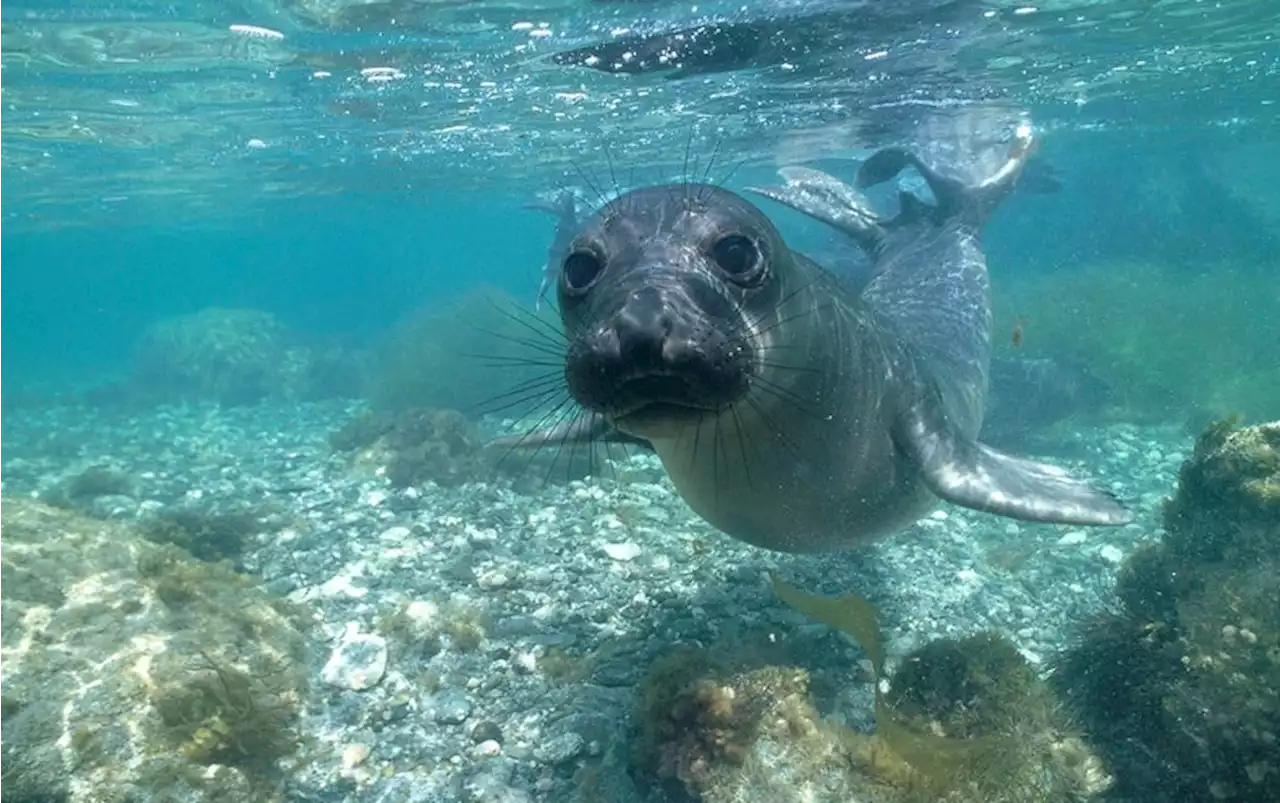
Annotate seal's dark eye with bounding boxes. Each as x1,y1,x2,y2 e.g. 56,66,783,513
711,234,762,282
562,250,604,293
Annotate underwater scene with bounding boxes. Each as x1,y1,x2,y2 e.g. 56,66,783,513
2,1,1279,801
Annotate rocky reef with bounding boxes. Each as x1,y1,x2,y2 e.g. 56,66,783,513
624,609,1109,803
366,286,559,415
329,406,491,489
131,306,367,406
0,498,313,802
1053,419,1280,802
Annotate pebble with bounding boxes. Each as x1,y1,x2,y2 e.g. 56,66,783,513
601,542,642,562
533,732,585,765
0,398,1193,803
321,624,388,690
471,720,504,744
1099,545,1125,565
461,758,521,803
379,525,412,541
433,689,474,724
477,568,515,589
342,743,371,770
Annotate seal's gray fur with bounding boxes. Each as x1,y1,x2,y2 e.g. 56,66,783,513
502,130,1131,552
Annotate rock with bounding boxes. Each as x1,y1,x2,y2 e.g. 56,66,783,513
0,499,309,800
1099,545,1125,565
1057,530,1088,546
461,757,526,803
342,743,372,770
433,689,474,724
322,624,389,690
601,542,642,562
533,731,585,765
471,720,504,743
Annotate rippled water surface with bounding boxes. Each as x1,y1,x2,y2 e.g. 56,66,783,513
4,0,1277,232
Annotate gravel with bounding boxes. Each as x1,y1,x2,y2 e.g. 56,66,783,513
0,399,1185,802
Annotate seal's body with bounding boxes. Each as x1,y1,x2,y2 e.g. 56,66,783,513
507,131,1130,552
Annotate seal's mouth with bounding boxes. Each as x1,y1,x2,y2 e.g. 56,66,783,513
566,352,751,426
609,374,722,423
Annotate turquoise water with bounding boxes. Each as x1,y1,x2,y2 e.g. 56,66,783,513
2,3,1279,803
3,0,1278,391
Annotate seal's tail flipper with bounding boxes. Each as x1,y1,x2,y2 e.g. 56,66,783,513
857,125,1038,226
899,404,1133,526
745,167,885,254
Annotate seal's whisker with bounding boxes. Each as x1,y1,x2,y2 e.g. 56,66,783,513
572,162,609,212
473,328,564,360
468,356,563,369
682,128,697,203
749,375,827,422
604,148,622,212
696,137,725,202
490,394,579,475
689,411,705,471
476,385,565,418
486,299,567,344
745,303,826,341
474,371,564,404
482,304,567,347
530,406,579,488
728,403,754,493
755,360,822,374
711,412,722,508
555,408,588,486
709,154,746,199
742,394,804,465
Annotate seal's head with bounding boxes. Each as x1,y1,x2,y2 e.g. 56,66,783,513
556,184,789,438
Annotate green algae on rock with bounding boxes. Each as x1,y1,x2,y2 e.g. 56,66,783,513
625,583,1110,803
330,406,492,488
1054,419,1280,803
0,498,311,803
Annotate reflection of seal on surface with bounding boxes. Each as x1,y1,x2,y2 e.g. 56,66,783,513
501,130,1131,553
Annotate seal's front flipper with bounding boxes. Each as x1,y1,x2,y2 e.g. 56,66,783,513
898,407,1132,526
490,413,652,452
746,167,885,254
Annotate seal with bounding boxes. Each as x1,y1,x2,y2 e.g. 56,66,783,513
500,129,1132,552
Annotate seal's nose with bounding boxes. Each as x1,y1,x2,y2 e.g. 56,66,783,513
614,286,673,371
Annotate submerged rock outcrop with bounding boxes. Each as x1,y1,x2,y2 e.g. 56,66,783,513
0,498,312,802
1054,419,1280,803
623,627,1108,803
132,306,367,406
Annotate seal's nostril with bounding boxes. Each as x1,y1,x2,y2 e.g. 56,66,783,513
614,287,672,369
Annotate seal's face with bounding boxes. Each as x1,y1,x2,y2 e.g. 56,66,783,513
557,184,787,437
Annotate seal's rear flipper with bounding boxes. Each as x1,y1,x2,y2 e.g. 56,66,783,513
857,127,1037,225
899,407,1133,526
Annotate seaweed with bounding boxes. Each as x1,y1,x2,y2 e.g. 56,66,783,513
41,465,136,511
139,507,274,563
151,650,304,776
